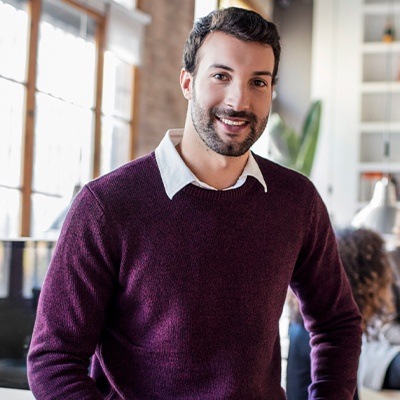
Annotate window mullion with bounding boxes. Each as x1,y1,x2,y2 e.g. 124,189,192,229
130,65,140,160
21,0,41,237
93,18,105,179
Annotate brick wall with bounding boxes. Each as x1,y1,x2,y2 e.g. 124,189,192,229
135,0,195,157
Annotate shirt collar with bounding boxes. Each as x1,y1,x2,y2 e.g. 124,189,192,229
155,130,268,199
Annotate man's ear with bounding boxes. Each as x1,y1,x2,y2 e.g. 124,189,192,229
180,69,193,100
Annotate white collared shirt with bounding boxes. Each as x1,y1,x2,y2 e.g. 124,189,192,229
155,130,268,199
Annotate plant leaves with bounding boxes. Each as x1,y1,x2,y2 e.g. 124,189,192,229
268,113,300,166
295,100,322,176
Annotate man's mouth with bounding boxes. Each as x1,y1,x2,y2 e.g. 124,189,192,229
219,118,247,126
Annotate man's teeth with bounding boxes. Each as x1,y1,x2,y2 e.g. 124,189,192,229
221,118,246,126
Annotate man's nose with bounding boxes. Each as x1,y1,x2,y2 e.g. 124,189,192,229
224,82,250,111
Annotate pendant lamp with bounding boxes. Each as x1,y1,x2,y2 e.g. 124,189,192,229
351,176,400,237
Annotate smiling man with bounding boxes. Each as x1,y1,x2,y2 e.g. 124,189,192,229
28,7,362,400
178,30,273,190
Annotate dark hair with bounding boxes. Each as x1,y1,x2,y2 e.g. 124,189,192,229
336,228,394,334
288,227,395,336
183,7,281,85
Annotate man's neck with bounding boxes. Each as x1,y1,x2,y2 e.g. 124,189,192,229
177,138,249,191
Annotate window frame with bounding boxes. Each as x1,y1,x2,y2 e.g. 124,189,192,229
0,0,140,237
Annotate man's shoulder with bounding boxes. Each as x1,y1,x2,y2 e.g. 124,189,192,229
90,152,158,190
84,152,161,207
252,153,314,193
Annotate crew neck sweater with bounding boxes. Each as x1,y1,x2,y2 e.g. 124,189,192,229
28,152,362,399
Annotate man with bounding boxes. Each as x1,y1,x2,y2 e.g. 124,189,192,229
28,7,362,399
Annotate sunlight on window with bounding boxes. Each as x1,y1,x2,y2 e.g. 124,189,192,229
31,92,93,236
31,193,72,237
0,187,21,238
101,116,130,175
103,51,132,119
102,52,118,116
0,0,27,239
0,79,25,187
0,0,28,82
33,93,93,195
30,0,97,237
0,0,134,238
101,51,132,175
112,0,136,12
37,21,96,107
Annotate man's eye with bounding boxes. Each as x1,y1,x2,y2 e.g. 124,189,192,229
213,73,228,81
253,79,267,87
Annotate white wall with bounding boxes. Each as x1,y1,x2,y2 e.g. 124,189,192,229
272,0,314,133
310,0,362,228
271,0,365,228
194,0,217,19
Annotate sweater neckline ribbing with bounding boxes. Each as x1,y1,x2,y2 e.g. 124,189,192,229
179,175,264,201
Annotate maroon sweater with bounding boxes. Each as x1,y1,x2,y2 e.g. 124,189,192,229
27,152,362,399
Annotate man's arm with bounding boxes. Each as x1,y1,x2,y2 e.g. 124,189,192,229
290,189,362,399
27,186,118,399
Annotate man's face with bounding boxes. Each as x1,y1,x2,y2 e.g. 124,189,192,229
182,31,275,157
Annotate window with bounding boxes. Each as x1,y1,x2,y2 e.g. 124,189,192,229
31,0,98,237
101,51,133,174
0,0,143,390
0,0,29,238
0,0,138,239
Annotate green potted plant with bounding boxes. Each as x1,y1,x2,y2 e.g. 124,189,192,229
268,100,322,177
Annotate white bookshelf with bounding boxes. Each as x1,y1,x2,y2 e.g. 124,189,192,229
311,0,400,227
358,0,400,206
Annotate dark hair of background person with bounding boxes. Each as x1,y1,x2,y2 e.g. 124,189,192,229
336,228,395,335
288,228,395,334
286,228,395,400
182,7,281,85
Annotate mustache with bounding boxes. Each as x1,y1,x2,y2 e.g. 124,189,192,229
210,108,257,124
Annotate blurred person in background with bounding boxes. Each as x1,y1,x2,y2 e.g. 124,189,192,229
286,227,400,399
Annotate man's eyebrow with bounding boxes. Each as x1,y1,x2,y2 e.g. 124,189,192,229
254,70,272,77
208,63,234,72
208,64,272,77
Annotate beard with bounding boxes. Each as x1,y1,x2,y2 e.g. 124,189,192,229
190,89,269,157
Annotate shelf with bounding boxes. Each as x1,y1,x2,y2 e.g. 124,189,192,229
362,41,400,53
358,162,400,172
361,91,400,122
360,122,400,132
357,200,400,210
363,3,400,15
361,81,400,92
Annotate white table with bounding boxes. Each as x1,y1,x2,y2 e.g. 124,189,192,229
0,388,34,399
359,387,400,399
